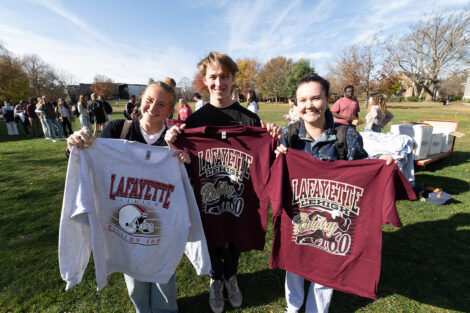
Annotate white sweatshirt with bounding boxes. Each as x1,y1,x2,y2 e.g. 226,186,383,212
59,138,211,291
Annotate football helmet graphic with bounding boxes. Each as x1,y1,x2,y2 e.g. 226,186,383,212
118,204,155,234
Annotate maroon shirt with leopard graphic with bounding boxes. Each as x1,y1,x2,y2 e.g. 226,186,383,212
267,149,416,299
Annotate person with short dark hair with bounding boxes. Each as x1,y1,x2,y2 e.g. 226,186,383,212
126,95,137,119
26,97,42,137
3,100,19,135
331,85,360,127
15,100,31,137
193,92,205,111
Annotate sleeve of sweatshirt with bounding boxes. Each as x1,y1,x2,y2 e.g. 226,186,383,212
180,161,211,276
58,147,94,290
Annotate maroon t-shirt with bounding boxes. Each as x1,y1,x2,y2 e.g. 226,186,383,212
268,149,416,299
175,125,278,251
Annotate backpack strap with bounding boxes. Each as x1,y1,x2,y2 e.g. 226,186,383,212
120,120,132,139
286,121,301,148
334,125,349,160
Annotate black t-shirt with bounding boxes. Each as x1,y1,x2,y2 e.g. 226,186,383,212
100,119,167,147
185,102,261,128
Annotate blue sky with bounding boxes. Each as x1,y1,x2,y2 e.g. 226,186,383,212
0,0,467,85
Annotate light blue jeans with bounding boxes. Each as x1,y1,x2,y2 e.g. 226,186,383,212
124,273,178,313
79,114,93,132
364,124,382,133
45,118,64,139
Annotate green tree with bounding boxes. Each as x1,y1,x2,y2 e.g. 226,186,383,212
285,59,315,98
0,52,29,103
257,56,293,103
376,74,403,99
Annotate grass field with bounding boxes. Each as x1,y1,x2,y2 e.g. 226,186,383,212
1,101,469,313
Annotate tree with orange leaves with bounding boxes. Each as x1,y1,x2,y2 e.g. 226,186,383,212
91,74,117,99
192,72,209,100
235,58,260,96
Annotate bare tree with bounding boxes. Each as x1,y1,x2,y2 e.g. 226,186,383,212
22,54,48,96
329,35,383,108
177,77,193,101
391,10,470,100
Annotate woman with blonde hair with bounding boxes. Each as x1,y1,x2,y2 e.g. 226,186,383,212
365,94,393,133
176,98,192,121
35,97,50,139
67,81,191,313
78,95,93,132
57,98,74,137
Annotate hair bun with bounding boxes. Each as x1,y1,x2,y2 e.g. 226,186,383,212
163,77,176,89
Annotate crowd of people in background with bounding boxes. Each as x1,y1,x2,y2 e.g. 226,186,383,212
2,83,394,142
0,92,118,141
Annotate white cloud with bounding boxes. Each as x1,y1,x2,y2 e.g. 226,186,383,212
224,0,337,61
288,51,332,60
28,0,113,46
0,0,199,83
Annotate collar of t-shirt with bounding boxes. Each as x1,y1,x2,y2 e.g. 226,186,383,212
140,124,166,145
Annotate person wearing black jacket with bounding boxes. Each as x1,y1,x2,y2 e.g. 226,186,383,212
89,93,107,136
98,95,113,124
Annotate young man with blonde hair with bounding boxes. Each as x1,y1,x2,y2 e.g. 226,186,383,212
166,51,280,313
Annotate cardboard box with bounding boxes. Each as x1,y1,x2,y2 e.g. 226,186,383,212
432,127,454,153
390,124,433,160
428,133,444,155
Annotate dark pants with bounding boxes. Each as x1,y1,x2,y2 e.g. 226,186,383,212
208,243,240,280
19,118,30,136
333,122,355,129
61,117,73,137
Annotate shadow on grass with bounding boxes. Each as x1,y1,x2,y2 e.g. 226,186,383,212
330,213,470,313
414,173,470,195
0,134,36,143
178,268,285,312
415,151,470,171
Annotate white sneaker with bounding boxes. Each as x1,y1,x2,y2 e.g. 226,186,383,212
209,279,224,313
51,139,57,142
224,275,243,308
59,138,66,141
